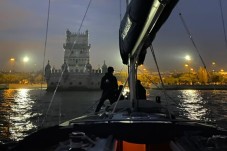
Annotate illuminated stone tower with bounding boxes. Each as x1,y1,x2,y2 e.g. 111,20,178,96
63,29,91,72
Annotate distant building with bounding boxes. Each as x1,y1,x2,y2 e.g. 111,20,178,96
45,30,107,91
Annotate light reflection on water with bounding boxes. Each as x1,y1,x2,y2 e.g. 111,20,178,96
149,89,227,125
0,89,227,143
0,89,43,142
0,89,101,143
10,89,37,141
178,90,208,120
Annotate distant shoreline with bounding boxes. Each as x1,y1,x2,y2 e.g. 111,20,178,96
8,84,47,89
151,84,227,90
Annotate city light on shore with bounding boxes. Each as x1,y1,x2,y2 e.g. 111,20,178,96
185,55,191,61
23,56,29,63
10,58,15,61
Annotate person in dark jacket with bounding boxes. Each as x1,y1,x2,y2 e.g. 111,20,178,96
95,66,118,112
136,80,146,100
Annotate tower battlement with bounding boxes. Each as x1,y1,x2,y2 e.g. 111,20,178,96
44,30,108,91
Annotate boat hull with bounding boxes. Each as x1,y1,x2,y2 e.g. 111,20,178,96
6,100,227,151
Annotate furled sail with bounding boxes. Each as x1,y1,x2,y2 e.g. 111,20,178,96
119,0,178,65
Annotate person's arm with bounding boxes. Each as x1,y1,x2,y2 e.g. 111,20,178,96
114,77,118,90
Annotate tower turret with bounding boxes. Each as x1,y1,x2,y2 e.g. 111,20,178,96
85,59,92,73
102,60,108,73
61,60,69,73
63,29,90,72
45,60,51,81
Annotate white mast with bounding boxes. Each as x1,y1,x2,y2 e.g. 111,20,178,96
125,0,138,110
126,0,168,111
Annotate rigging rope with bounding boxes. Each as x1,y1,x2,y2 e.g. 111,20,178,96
178,11,216,90
54,0,125,116
78,0,92,33
138,68,181,108
218,0,227,51
119,0,122,22
111,76,129,114
149,45,172,119
40,0,51,127
179,13,207,70
41,0,93,127
178,11,218,91
41,0,51,90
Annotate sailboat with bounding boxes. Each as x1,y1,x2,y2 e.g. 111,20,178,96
3,0,227,151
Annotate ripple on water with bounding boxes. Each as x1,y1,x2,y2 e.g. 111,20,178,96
1,89,227,143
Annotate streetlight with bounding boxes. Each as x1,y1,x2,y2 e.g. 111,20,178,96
23,56,29,72
23,56,29,63
184,55,192,76
10,58,15,61
212,62,216,73
184,63,192,84
185,55,191,61
184,63,190,74
10,58,15,72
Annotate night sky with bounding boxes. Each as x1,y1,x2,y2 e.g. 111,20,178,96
0,0,227,73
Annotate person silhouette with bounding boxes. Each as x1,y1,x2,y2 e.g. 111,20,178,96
136,80,146,100
95,67,118,112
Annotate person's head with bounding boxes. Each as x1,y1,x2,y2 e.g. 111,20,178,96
108,66,114,73
136,80,141,85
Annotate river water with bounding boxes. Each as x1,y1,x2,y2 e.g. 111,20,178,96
0,89,227,143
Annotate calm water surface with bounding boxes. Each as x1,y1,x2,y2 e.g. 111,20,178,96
0,89,227,143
